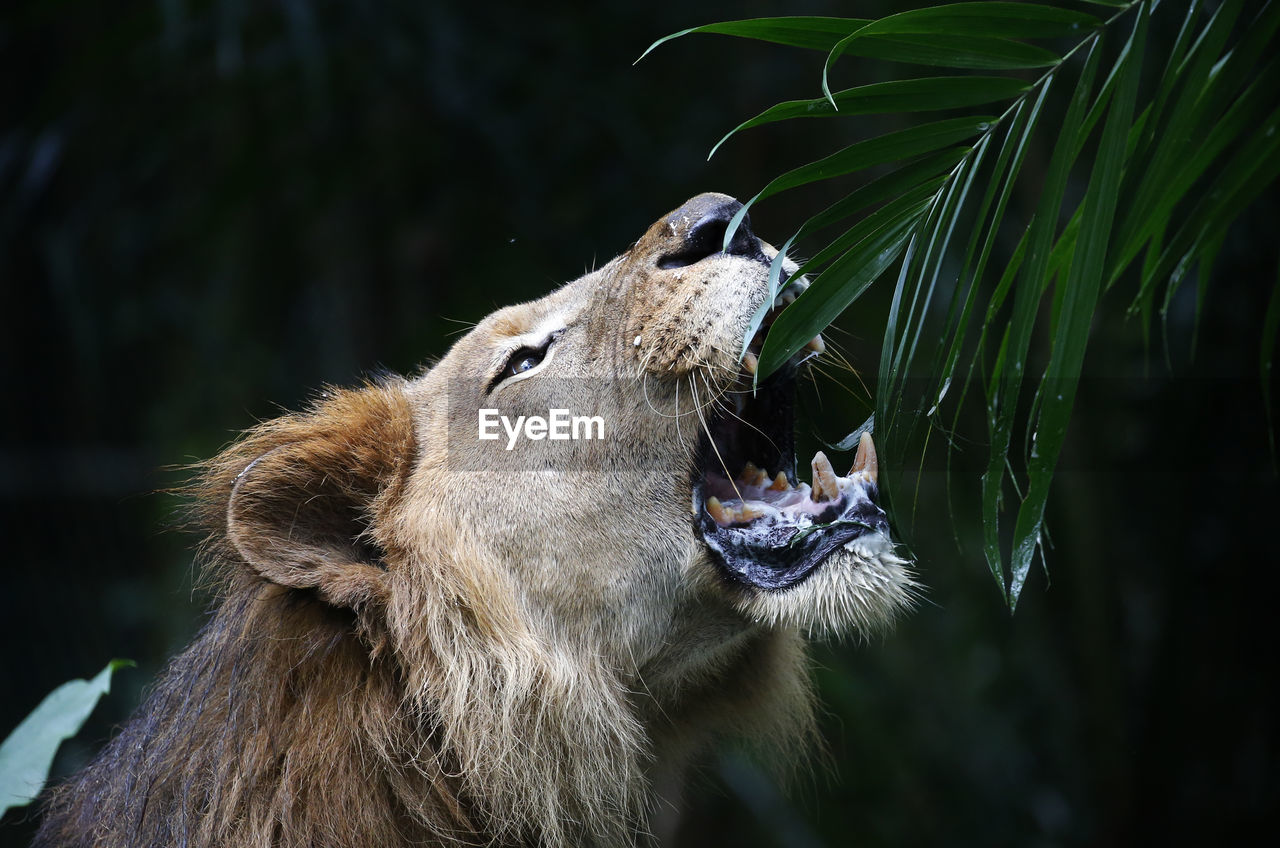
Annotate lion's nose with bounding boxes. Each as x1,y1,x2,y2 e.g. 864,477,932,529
658,193,763,269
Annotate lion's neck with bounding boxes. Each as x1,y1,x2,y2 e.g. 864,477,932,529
38,581,664,847
636,621,817,838
39,576,812,848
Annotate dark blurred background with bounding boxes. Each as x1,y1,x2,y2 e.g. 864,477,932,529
2,2,1277,846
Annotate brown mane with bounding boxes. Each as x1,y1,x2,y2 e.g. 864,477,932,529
36,383,485,845
36,382,671,846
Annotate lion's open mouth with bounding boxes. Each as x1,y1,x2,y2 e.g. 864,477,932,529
694,298,890,591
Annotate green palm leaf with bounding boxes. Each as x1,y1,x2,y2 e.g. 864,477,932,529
642,0,1280,608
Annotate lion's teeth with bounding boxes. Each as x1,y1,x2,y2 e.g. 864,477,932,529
810,451,839,502
739,462,768,486
706,496,729,525
849,431,878,485
805,334,826,355
739,503,765,522
743,352,758,375
769,472,789,491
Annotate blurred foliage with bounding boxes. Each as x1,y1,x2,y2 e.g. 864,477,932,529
0,661,130,816
2,1,1278,846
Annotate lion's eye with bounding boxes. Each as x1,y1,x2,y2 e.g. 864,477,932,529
490,332,561,391
504,350,544,378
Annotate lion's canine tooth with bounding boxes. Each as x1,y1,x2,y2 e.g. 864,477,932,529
740,462,768,486
850,431,879,485
811,451,839,502
736,464,768,488
769,472,789,491
706,496,729,526
743,352,759,375
805,335,826,355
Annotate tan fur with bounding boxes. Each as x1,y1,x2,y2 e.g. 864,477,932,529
36,194,914,847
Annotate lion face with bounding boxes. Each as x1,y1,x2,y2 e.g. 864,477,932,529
387,193,913,676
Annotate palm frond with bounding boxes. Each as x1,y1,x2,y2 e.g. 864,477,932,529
641,0,1280,608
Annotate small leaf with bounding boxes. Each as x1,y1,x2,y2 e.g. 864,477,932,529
796,178,950,274
636,17,869,63
788,148,969,239
1114,2,1280,294
639,13,1068,72
983,35,1103,605
756,201,928,380
724,116,993,250
1010,3,1148,609
1126,0,1202,167
0,660,133,815
746,164,959,364
825,34,1059,101
886,137,991,410
1121,53,1280,314
848,3,1100,40
937,80,1050,412
820,4,1082,101
1189,228,1226,359
825,415,877,452
1109,0,1244,283
1141,105,1280,300
710,76,1028,159
848,33,1061,70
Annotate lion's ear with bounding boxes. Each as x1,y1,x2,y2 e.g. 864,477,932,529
224,386,413,612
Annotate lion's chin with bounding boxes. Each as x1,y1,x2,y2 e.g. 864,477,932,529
730,534,917,638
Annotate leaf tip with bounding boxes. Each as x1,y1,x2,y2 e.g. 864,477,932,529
633,38,663,65
634,27,697,65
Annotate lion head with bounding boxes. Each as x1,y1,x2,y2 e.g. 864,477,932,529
385,192,913,644
37,193,914,848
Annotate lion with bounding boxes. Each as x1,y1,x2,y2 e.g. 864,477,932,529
35,193,914,847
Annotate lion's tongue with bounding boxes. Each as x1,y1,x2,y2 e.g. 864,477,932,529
705,434,879,528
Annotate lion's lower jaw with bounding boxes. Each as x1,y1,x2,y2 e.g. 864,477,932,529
733,535,917,638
